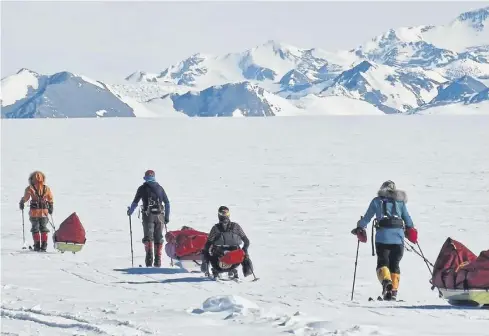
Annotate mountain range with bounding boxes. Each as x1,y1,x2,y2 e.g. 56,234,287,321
2,6,489,118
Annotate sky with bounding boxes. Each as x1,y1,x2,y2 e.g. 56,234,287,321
0,1,485,82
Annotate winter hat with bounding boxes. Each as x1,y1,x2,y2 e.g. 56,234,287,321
144,169,156,182
218,206,230,222
380,180,396,192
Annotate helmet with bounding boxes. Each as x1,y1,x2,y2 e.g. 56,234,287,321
144,170,155,181
380,180,396,191
218,206,230,222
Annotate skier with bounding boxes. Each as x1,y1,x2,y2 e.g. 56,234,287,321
201,206,250,279
127,170,170,267
19,171,54,252
352,180,417,301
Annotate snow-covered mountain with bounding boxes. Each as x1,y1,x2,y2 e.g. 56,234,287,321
429,76,487,105
170,82,302,117
353,6,489,65
468,87,489,104
125,41,356,92
3,6,489,118
408,76,488,114
1,69,141,118
319,61,446,113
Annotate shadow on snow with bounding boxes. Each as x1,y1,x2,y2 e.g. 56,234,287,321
113,276,214,285
390,304,488,310
113,267,188,275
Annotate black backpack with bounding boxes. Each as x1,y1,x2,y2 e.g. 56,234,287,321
145,183,164,215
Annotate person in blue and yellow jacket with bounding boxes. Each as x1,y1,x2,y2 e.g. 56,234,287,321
351,180,418,301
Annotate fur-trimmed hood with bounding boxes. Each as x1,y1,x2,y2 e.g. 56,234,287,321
377,188,408,203
29,171,45,186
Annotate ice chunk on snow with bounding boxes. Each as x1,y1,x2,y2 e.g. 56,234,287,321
202,295,259,313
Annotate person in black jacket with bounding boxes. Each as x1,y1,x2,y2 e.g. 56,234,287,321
127,170,170,267
201,206,250,279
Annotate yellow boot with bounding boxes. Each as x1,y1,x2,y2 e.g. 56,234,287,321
376,266,391,283
391,273,400,300
376,267,393,300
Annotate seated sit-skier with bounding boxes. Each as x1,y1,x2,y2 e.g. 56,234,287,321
352,180,417,301
201,206,250,279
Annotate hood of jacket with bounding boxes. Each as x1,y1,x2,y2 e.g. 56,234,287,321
377,188,407,203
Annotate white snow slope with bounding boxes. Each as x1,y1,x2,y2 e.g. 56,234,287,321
2,117,489,335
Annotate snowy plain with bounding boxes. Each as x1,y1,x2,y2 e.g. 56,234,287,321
1,116,489,335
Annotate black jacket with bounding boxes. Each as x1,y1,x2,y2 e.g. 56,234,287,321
132,182,170,221
204,219,250,253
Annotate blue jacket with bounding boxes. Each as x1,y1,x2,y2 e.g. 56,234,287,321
357,189,414,245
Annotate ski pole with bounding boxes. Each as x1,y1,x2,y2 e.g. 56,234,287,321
163,220,173,266
128,212,134,267
416,241,444,298
404,240,434,268
351,239,360,301
21,209,26,249
371,222,375,256
404,240,443,297
416,242,433,273
48,214,56,231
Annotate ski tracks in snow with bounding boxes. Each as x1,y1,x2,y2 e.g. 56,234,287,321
1,305,153,335
59,262,161,295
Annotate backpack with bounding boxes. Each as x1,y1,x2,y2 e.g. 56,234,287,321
144,183,164,215
375,198,404,229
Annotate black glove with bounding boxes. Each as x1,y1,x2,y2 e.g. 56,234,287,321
19,200,24,210
200,260,209,274
47,202,53,215
164,218,169,225
243,248,249,257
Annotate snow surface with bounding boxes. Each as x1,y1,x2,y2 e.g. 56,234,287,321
290,95,385,115
415,101,489,115
1,117,489,335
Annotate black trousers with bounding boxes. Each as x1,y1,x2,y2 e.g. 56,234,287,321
376,243,404,274
141,213,164,244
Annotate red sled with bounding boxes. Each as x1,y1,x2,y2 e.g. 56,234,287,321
219,249,245,266
165,227,208,261
431,237,489,307
53,212,86,254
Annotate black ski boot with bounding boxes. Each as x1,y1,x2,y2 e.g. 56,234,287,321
40,241,48,252
33,242,41,252
382,280,393,301
228,269,239,279
391,290,398,301
212,268,220,279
